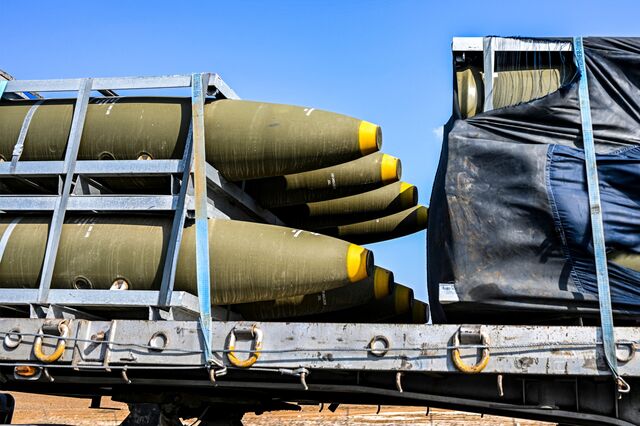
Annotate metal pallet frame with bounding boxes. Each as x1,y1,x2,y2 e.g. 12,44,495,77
0,73,284,359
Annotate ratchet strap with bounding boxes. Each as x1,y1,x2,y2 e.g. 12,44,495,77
573,36,629,394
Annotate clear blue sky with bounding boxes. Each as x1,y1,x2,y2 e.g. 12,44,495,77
1,1,638,301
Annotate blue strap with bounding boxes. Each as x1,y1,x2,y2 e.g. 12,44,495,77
573,37,629,393
0,80,7,99
191,73,213,363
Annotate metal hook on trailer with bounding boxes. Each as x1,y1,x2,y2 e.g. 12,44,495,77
33,320,70,363
42,367,54,382
395,371,404,393
226,324,263,368
279,367,310,390
451,327,490,374
617,377,631,397
616,341,637,363
121,366,131,385
207,365,227,384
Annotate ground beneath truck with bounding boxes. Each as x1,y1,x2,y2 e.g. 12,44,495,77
8,392,553,425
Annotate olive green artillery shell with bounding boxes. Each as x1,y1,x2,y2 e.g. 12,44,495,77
412,300,430,324
456,67,484,119
273,181,418,228
0,216,373,305
316,205,428,245
207,100,381,180
456,67,566,118
0,98,381,180
609,250,640,272
244,152,402,208
277,283,414,323
233,266,394,320
493,68,564,110
387,300,430,324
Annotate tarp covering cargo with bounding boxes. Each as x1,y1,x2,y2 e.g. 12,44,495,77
428,37,640,324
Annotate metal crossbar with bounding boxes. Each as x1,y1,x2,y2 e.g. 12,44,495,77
158,125,194,307
37,78,93,303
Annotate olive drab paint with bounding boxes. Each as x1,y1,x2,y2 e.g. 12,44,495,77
234,266,394,320
0,98,381,180
281,283,414,323
244,152,401,208
0,216,373,305
456,67,565,118
316,205,428,244
273,181,418,228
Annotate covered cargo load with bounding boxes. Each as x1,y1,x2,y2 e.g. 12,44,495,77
428,37,640,324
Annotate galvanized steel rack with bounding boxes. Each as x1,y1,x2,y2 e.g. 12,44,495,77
0,69,639,425
0,73,282,335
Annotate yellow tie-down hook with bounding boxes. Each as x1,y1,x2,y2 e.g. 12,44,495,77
451,327,490,374
226,324,263,368
33,321,70,363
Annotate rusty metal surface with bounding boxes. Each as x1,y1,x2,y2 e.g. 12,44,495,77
0,319,636,377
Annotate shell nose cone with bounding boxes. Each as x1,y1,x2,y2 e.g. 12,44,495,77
416,205,429,228
358,121,382,155
373,267,394,299
399,182,418,208
394,285,414,315
380,154,401,183
346,244,374,282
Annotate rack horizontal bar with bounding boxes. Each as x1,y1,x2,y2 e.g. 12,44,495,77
3,74,236,96
0,195,177,211
0,160,184,176
0,289,199,311
452,37,572,52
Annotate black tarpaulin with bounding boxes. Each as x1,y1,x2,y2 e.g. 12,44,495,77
427,37,640,324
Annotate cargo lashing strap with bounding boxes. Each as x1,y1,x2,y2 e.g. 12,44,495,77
573,37,630,394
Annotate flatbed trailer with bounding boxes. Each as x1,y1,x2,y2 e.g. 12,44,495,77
0,42,638,425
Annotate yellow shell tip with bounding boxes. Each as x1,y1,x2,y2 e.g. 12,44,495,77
373,267,392,299
346,244,370,283
380,154,401,183
394,285,413,314
358,121,381,155
416,206,429,228
399,183,418,208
